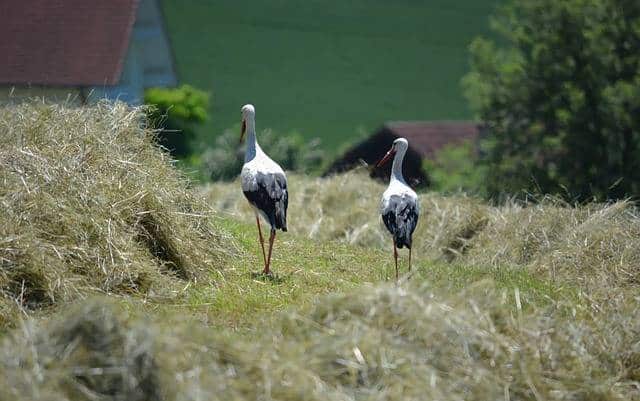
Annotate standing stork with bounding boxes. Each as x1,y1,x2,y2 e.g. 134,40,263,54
239,104,288,275
375,138,419,280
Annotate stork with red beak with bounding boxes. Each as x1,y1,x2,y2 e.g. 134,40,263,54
239,104,288,275
376,138,419,279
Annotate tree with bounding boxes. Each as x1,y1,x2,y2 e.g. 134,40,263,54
424,140,488,196
144,85,210,157
463,0,640,200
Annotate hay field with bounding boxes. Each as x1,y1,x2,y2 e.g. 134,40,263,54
2,281,639,401
204,171,640,290
2,103,640,401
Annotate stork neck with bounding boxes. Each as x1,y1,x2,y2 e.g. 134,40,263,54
244,118,263,162
390,147,407,185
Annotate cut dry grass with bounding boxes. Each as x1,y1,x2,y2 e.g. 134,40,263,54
1,280,638,401
0,101,231,327
467,199,640,289
2,102,640,401
203,170,640,289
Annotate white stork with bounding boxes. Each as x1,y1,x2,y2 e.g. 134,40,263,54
375,138,419,280
239,104,288,275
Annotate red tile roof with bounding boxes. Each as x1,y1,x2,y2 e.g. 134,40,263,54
0,0,138,86
385,121,480,157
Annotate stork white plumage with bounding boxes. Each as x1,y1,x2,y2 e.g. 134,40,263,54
376,138,419,280
239,104,288,275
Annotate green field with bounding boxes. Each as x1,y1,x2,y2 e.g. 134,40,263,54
161,0,499,151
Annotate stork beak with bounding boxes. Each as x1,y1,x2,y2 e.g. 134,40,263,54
240,119,246,144
375,149,395,168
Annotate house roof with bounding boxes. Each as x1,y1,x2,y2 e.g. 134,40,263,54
322,120,481,187
383,121,480,157
0,0,139,86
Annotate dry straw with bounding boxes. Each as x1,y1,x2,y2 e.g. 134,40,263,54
0,101,231,326
1,282,638,400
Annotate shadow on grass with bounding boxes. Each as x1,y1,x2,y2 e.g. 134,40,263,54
249,271,287,284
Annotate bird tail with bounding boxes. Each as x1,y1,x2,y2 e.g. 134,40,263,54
275,216,287,232
395,232,411,249
274,199,287,232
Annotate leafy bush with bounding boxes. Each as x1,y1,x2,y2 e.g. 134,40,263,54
463,0,640,200
144,84,210,157
424,140,487,195
200,128,325,181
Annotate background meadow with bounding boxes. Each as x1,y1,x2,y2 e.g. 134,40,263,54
161,0,499,149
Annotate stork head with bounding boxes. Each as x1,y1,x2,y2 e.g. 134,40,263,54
375,138,408,167
240,104,255,143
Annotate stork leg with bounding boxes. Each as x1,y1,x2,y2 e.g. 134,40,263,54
264,228,276,275
393,239,399,281
255,215,267,270
409,247,412,272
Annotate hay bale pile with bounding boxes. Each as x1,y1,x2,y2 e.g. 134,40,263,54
0,102,227,326
466,199,640,288
1,282,638,401
204,171,640,288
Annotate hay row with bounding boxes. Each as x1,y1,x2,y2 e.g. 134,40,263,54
1,281,638,401
203,170,640,288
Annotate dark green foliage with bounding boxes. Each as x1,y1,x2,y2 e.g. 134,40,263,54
201,129,326,181
144,85,210,157
463,0,640,200
424,140,488,196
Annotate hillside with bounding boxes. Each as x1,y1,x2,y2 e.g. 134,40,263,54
1,103,639,400
161,0,500,151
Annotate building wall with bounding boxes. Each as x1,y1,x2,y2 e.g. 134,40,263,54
87,0,176,104
134,0,177,88
0,86,83,105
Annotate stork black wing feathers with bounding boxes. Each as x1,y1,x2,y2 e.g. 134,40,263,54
243,172,288,231
382,195,418,249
